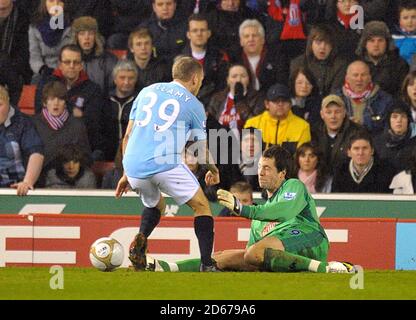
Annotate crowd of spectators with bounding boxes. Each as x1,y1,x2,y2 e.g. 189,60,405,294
1,0,416,196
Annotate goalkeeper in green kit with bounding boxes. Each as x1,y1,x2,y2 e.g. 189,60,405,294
142,145,355,273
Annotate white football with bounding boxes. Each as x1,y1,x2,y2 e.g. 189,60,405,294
89,237,124,272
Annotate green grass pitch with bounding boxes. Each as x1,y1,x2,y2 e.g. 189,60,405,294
1,267,416,300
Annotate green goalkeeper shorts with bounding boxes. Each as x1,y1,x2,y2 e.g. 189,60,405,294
268,224,329,262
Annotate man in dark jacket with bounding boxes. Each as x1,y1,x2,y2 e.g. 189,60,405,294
0,85,44,195
0,0,31,83
311,94,363,173
0,51,22,106
290,24,347,99
127,27,171,91
355,20,409,97
107,0,152,49
181,13,229,105
139,0,188,65
332,130,394,193
232,18,289,94
103,60,139,161
35,45,105,161
335,60,393,134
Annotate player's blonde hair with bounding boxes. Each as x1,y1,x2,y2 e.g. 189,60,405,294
172,56,203,82
0,85,10,104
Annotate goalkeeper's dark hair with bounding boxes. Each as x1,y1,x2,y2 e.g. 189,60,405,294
262,145,295,178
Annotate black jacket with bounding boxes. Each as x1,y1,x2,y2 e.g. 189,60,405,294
0,52,22,106
181,43,229,106
311,118,363,173
331,158,394,193
109,0,152,35
139,14,187,64
0,4,32,83
103,92,136,161
207,5,257,59
231,45,289,93
373,127,416,176
127,54,172,91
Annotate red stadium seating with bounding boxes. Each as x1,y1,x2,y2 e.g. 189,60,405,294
18,84,37,115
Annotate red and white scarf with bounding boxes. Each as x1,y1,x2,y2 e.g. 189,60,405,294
343,81,374,103
218,93,243,130
42,108,69,130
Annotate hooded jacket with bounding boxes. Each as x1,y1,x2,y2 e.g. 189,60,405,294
355,21,409,97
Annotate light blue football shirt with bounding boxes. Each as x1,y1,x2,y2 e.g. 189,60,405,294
123,81,207,179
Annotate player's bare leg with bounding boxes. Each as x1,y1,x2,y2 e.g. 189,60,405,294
186,187,218,272
213,249,258,271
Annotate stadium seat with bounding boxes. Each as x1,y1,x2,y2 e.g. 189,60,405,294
91,161,115,187
109,49,128,60
18,84,37,115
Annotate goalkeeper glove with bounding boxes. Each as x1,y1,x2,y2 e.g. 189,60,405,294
217,189,242,216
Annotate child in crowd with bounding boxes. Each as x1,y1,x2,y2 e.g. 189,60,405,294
45,144,96,189
392,0,416,66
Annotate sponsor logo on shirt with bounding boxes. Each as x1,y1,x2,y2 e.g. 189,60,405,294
261,222,279,237
283,192,296,200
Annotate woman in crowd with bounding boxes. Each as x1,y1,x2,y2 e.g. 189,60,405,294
295,142,332,193
29,0,71,82
207,64,264,132
289,66,322,127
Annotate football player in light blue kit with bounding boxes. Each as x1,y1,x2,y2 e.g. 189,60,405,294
116,56,221,271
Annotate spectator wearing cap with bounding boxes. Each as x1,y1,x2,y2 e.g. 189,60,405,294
244,83,311,155
70,16,118,95
28,0,72,83
355,20,409,97
335,60,393,133
311,94,363,173
373,100,416,176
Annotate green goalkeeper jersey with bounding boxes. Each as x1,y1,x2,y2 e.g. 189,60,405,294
240,178,327,245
